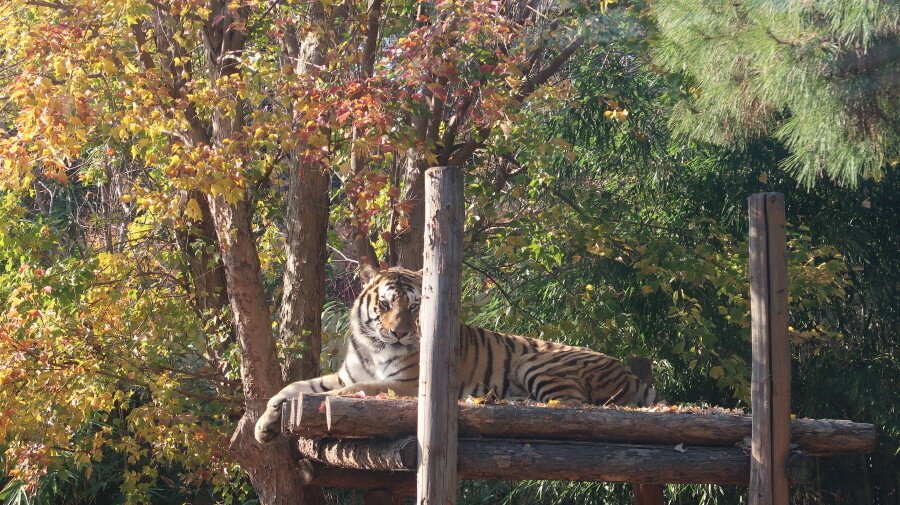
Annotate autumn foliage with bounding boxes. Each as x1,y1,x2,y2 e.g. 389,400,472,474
1,0,896,502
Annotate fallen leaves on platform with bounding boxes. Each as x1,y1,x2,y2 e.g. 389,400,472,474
335,393,746,416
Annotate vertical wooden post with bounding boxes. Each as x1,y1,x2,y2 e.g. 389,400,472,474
628,357,665,505
748,192,791,505
632,484,665,505
417,166,464,505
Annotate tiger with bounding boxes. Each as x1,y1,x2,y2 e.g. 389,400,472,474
254,266,660,443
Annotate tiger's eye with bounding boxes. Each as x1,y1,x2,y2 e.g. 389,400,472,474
379,300,390,312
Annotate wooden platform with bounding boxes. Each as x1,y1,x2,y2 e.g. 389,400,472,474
280,394,877,495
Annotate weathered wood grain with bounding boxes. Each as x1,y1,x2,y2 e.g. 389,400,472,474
301,395,878,456
297,437,814,486
748,192,791,505
418,165,464,505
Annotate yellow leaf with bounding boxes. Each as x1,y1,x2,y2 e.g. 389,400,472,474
710,366,724,379
54,59,67,76
640,285,654,295
102,58,117,74
758,173,769,183
465,395,484,405
308,131,328,148
185,198,202,221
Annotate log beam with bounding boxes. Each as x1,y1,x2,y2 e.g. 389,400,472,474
296,437,814,486
281,393,327,438
300,460,415,495
298,437,417,471
282,395,878,456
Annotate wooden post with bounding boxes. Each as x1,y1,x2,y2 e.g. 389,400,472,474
748,192,791,505
628,358,665,505
633,484,664,505
417,166,464,505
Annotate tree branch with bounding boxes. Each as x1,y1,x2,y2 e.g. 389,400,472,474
24,0,73,12
517,36,583,99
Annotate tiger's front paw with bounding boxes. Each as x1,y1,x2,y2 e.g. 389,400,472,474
254,396,286,444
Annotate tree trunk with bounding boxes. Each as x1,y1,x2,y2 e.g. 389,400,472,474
394,152,426,269
208,194,309,504
176,192,230,326
279,159,329,382
278,0,330,384
201,2,311,503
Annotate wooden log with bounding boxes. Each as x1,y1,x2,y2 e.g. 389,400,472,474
296,437,814,486
298,437,417,471
418,166,464,505
748,192,791,505
313,395,877,456
280,393,327,438
300,460,415,495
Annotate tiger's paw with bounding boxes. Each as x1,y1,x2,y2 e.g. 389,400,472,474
254,396,285,444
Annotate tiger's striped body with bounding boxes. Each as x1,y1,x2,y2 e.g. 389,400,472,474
255,267,659,443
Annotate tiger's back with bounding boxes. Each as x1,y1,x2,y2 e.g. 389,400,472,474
458,324,659,407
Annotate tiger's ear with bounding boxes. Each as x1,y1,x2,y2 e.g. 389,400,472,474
359,262,379,283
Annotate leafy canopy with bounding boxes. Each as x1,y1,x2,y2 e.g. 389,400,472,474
651,0,899,186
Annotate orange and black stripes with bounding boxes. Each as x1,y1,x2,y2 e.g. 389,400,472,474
455,324,660,407
270,267,660,408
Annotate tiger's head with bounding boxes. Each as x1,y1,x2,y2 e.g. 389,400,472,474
350,266,423,349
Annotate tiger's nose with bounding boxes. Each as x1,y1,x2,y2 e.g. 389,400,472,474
394,330,409,339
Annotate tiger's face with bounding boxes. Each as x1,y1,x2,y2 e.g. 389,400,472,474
353,268,422,349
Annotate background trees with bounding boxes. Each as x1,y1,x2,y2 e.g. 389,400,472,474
0,0,897,504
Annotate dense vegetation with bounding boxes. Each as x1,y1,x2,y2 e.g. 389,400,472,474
0,0,896,503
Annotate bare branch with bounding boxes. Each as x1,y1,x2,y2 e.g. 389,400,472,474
24,0,73,12
438,93,474,164
362,0,383,76
517,36,583,99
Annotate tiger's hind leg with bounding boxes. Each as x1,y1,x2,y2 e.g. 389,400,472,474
513,353,590,407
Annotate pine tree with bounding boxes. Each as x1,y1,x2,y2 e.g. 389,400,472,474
650,0,899,186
